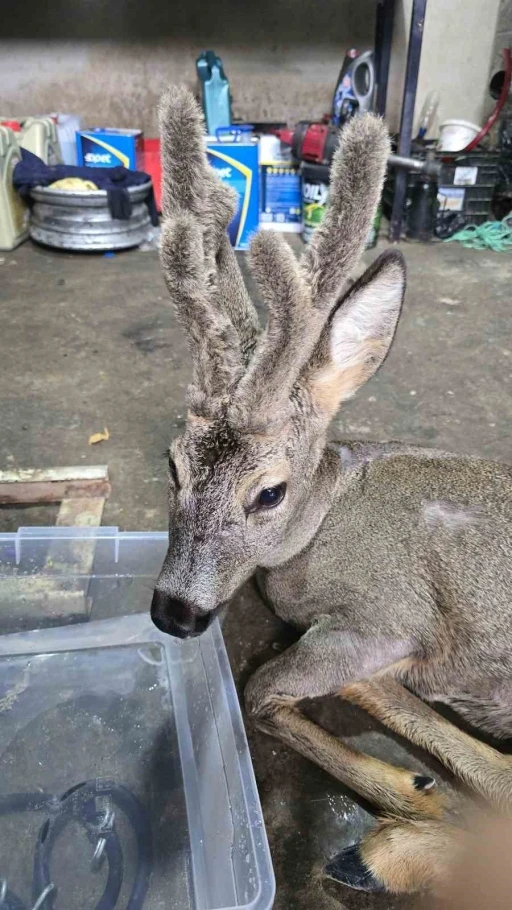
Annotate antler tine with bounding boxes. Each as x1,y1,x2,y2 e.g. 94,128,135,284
230,232,313,426
160,215,243,409
213,232,260,364
301,113,391,311
230,115,390,428
158,85,259,381
158,84,215,221
158,86,243,407
231,115,391,428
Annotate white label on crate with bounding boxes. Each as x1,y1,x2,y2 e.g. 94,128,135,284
454,166,478,186
438,187,465,212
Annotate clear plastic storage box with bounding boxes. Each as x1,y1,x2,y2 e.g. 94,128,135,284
0,527,275,910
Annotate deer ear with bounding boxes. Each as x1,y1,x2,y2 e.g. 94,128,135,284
305,250,406,418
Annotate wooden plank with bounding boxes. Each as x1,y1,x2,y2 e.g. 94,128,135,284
56,497,106,528
0,479,110,505
51,497,106,591
0,498,107,624
0,469,109,629
0,465,108,484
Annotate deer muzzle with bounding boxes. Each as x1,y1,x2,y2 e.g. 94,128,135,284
150,587,219,639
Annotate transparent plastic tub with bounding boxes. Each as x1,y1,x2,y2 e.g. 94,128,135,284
0,527,275,910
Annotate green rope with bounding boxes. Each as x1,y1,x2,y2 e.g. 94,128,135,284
444,215,512,251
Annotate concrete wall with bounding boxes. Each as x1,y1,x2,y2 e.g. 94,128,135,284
0,0,503,137
0,40,371,135
0,0,377,134
387,0,501,137
490,0,512,116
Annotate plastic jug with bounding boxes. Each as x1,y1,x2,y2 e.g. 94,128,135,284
196,50,231,135
50,113,81,164
332,49,376,126
20,117,62,164
0,119,23,138
0,126,29,251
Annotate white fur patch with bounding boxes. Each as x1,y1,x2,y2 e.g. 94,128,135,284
423,500,485,531
338,445,358,468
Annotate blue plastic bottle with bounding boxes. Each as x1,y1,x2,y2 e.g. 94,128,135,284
196,51,232,136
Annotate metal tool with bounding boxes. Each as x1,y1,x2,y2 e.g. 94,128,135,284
388,152,441,178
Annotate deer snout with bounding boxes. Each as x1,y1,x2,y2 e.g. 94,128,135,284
150,587,214,639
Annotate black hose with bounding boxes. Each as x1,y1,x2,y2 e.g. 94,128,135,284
0,780,153,909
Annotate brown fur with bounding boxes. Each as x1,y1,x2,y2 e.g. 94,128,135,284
361,818,459,893
153,85,512,896
343,677,512,810
426,813,512,908
252,694,446,821
357,811,512,898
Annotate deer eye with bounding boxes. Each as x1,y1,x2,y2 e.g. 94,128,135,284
168,455,179,488
256,483,287,510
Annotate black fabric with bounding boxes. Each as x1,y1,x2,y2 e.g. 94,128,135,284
13,148,159,225
107,186,133,221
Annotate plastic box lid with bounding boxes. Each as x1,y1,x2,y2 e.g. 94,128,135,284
0,528,275,910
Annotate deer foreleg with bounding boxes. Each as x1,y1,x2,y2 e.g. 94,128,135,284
343,676,512,811
245,621,445,821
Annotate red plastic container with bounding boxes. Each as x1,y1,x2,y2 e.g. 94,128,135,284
0,120,22,132
143,138,162,213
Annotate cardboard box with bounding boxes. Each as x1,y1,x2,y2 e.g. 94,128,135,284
206,139,259,250
76,128,143,170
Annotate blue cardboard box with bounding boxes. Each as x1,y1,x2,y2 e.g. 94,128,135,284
76,128,143,170
206,139,259,250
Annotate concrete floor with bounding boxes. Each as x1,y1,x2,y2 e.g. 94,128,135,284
1,238,512,908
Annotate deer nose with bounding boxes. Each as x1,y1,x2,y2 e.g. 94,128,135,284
150,589,212,639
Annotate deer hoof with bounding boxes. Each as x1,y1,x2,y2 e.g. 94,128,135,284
324,843,386,892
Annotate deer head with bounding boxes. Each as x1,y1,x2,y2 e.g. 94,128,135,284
151,85,405,638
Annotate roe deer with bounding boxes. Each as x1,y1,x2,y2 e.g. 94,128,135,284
151,85,512,894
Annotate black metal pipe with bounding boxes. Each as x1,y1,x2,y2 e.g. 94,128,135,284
388,153,440,177
374,0,396,116
390,0,428,241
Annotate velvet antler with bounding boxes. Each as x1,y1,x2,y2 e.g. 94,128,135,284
158,85,259,412
230,114,391,427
